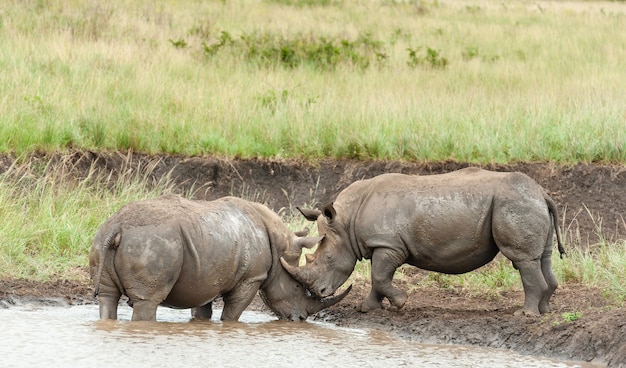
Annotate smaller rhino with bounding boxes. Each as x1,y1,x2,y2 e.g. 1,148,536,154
89,194,350,322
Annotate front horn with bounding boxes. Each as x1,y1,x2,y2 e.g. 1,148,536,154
280,257,313,286
307,285,352,314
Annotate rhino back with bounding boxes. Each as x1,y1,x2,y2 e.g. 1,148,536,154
165,197,273,307
342,169,549,273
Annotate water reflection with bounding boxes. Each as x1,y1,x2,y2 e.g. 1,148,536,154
0,303,602,368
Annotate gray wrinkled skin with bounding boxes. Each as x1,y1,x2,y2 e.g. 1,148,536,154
283,168,565,316
89,195,349,322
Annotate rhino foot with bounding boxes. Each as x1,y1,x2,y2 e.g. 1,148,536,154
358,301,382,313
514,308,541,317
358,295,384,313
389,291,408,311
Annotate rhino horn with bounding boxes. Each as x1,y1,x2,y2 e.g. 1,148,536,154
305,253,315,264
294,235,323,253
293,227,310,237
280,257,314,286
306,285,352,314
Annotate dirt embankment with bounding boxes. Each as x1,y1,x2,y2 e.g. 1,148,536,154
1,151,625,367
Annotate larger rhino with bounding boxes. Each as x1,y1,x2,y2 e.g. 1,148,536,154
89,194,350,322
282,168,565,316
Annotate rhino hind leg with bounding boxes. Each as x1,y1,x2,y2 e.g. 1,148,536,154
98,293,121,320
539,257,557,314
539,228,558,314
361,248,408,312
130,300,161,321
513,259,548,316
191,302,213,320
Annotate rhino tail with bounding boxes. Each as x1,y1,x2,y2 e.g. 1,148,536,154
93,225,122,298
544,193,566,259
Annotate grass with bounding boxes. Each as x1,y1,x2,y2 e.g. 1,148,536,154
0,155,180,280
0,0,624,162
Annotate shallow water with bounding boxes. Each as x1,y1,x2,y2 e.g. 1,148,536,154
0,302,602,368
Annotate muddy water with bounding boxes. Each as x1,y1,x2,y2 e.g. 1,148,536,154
0,302,601,368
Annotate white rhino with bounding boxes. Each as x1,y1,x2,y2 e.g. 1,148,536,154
90,195,349,322
282,168,565,316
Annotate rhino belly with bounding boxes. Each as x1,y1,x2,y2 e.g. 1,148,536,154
162,283,223,308
406,242,500,274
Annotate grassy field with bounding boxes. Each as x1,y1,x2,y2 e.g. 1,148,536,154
1,0,625,303
1,0,625,162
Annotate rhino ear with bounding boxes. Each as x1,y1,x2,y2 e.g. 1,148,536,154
323,203,336,220
297,207,322,221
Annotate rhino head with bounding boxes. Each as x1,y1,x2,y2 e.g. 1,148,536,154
280,204,357,300
261,227,351,321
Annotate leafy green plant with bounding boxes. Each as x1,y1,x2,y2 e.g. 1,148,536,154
407,46,448,69
561,311,582,322
202,31,233,57
169,38,187,49
462,46,479,61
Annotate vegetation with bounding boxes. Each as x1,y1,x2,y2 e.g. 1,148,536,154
0,0,624,162
0,156,180,280
0,0,625,305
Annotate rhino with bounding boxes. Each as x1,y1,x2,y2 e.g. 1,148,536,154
89,194,350,322
281,168,565,316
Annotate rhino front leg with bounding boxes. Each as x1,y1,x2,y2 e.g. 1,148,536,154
513,259,548,316
221,280,263,321
191,302,213,320
360,248,407,312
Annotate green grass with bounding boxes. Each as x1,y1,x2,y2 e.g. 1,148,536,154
0,155,179,280
0,0,624,162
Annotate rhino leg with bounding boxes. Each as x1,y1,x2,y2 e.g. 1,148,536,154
361,248,408,312
95,281,122,320
191,302,213,320
513,259,548,316
221,280,263,321
539,228,558,314
130,300,161,321
120,267,179,321
98,293,121,320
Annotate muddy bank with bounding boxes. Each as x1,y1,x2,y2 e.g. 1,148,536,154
1,151,626,366
4,151,625,244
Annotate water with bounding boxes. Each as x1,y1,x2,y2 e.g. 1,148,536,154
0,302,601,368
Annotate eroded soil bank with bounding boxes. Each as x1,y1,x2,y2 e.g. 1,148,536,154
1,151,625,367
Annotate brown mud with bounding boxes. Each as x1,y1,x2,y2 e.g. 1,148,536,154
1,151,625,367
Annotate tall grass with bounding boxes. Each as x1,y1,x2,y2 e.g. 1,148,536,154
0,0,624,162
0,155,179,280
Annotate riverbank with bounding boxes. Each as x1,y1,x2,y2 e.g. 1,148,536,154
1,270,623,367
1,153,625,366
